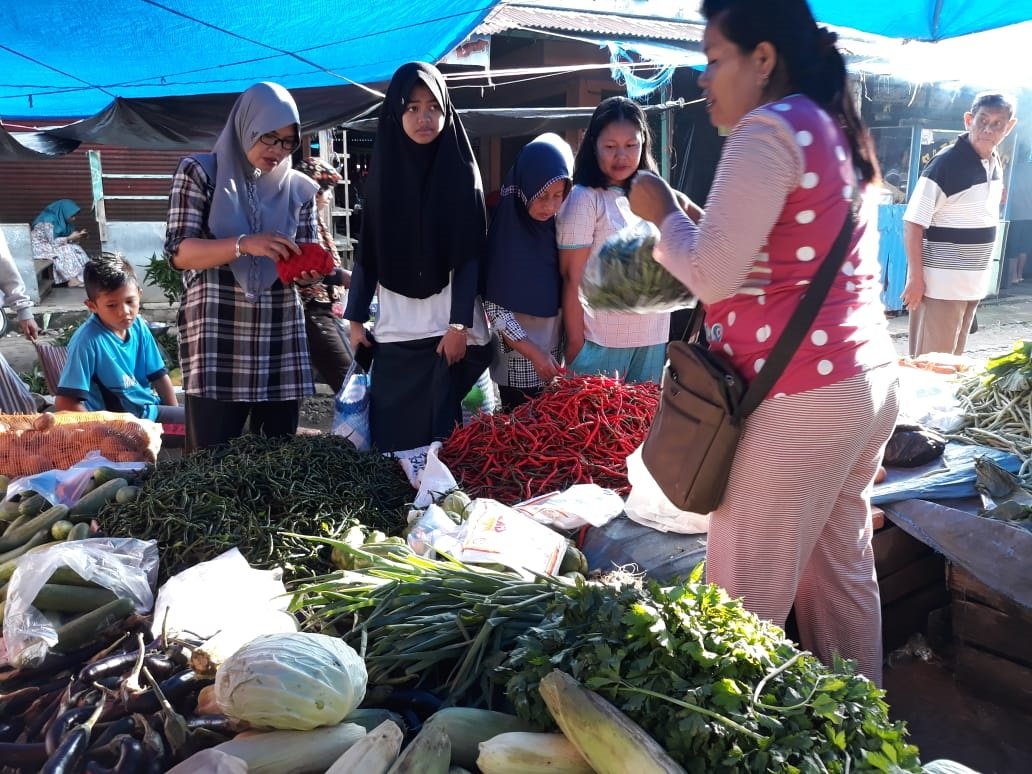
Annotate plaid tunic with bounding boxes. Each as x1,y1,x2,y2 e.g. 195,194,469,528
164,157,318,402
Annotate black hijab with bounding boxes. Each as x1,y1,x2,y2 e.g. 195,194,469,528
359,62,486,299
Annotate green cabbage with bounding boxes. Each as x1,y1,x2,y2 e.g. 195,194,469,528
215,632,367,730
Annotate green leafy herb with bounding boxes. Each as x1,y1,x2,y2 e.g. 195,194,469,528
502,575,920,773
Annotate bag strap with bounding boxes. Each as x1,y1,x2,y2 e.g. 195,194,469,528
736,200,857,420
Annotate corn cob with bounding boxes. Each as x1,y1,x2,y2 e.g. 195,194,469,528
539,670,686,774
326,719,403,774
477,731,594,773
427,707,534,769
386,721,451,774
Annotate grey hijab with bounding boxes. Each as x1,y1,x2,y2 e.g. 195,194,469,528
205,82,319,299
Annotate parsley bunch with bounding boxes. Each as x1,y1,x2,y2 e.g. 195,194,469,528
503,571,920,773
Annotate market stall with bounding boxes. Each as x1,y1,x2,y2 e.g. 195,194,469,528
0,339,1028,771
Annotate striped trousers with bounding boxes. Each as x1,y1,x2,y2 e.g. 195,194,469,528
705,365,899,686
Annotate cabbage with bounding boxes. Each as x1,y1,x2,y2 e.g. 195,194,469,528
215,632,367,730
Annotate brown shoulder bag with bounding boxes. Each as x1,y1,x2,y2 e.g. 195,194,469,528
641,208,856,513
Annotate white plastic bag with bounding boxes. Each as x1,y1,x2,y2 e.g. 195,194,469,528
405,503,465,558
413,443,458,508
332,361,371,451
150,547,295,644
513,484,623,530
623,445,710,534
3,538,158,668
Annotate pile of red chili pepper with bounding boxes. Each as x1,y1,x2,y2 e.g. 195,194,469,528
440,374,659,503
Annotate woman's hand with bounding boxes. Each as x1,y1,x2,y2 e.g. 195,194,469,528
628,171,681,226
528,348,561,382
294,269,324,286
349,320,372,354
239,232,301,262
437,327,468,365
72,229,87,241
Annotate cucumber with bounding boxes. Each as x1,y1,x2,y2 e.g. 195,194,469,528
69,478,127,521
1,497,22,517
91,466,125,486
51,520,75,541
18,493,50,519
49,566,104,587
0,504,70,553
66,522,91,541
0,529,53,582
54,597,134,653
32,584,118,613
115,485,141,505
2,512,31,537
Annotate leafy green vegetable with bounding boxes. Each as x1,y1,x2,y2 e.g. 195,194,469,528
582,221,694,313
503,571,920,773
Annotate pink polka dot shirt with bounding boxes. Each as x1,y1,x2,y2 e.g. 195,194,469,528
657,94,895,397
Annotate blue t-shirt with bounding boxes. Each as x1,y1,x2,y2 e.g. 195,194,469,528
57,315,168,420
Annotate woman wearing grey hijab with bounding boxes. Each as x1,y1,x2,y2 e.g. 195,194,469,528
164,81,322,452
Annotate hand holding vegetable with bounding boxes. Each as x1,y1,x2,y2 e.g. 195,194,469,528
628,171,680,228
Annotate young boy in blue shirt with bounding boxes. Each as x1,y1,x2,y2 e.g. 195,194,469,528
55,255,185,426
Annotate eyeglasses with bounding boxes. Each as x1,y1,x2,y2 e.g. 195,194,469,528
258,132,300,151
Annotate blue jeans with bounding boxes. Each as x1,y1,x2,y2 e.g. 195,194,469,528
568,340,666,384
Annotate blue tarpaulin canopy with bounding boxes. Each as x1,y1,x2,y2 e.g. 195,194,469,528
0,0,498,120
810,0,1032,41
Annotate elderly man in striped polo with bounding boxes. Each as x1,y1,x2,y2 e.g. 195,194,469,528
901,92,1017,357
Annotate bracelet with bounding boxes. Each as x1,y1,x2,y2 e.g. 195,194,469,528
234,234,246,259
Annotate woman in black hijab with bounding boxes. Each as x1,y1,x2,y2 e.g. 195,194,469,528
344,62,493,452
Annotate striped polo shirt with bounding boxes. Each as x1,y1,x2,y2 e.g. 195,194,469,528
903,133,1003,300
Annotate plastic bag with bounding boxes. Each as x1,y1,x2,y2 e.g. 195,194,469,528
513,484,624,530
461,499,568,576
331,361,371,451
623,445,710,534
582,220,694,313
413,443,458,508
3,451,149,508
3,538,158,668
151,547,295,644
405,503,466,558
883,423,947,468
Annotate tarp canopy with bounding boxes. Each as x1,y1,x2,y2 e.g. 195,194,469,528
0,0,497,120
4,0,1032,159
810,0,1032,41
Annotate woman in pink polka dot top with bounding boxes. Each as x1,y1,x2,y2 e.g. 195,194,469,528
630,0,899,687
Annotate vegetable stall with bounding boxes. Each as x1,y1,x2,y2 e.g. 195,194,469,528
0,347,1028,771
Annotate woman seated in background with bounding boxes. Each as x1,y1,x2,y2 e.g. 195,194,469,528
482,133,573,410
31,199,90,287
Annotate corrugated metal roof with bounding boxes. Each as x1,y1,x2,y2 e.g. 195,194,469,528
476,3,704,43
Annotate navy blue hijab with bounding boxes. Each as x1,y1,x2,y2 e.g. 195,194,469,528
484,133,573,317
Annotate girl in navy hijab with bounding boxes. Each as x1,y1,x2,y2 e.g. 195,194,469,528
483,133,574,409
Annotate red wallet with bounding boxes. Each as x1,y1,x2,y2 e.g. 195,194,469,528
276,243,335,284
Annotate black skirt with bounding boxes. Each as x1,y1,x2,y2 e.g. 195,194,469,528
369,336,494,452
